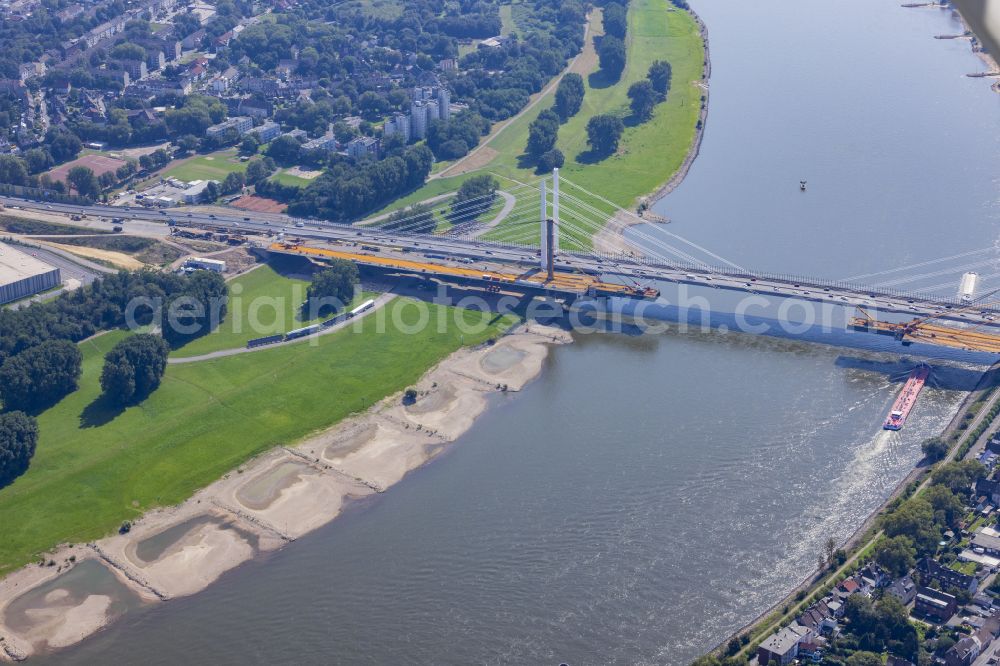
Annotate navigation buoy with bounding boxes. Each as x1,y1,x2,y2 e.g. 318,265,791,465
800,180,807,191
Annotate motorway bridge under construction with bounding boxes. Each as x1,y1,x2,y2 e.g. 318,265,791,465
4,168,1000,353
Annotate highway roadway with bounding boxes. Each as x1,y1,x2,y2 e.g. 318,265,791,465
3,194,997,329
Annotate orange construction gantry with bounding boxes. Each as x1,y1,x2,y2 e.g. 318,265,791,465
269,243,660,300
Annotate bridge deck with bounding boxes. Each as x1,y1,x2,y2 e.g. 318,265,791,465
270,243,659,300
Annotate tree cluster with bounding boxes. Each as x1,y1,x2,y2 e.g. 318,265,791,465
0,340,82,413
450,174,498,223
305,260,360,317
586,114,625,156
426,112,491,161
100,334,170,405
381,203,437,235
161,270,228,346
554,73,585,121
286,144,433,221
0,270,224,366
0,411,38,489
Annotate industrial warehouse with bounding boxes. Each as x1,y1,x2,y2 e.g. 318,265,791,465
0,241,62,305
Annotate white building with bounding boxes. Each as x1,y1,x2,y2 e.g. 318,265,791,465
186,257,226,272
0,242,62,305
383,113,410,142
253,121,281,143
181,179,217,203
347,136,379,160
205,116,254,138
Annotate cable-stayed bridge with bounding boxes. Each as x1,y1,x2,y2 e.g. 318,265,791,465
4,171,1000,352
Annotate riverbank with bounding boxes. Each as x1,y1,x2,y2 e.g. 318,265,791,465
0,323,570,661
950,0,1000,91
710,360,1000,660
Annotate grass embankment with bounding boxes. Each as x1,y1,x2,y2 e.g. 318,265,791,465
376,0,704,249
54,236,185,267
170,263,376,358
0,299,517,575
0,216,110,236
163,149,248,182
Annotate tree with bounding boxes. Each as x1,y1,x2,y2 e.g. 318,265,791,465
628,80,658,121
930,459,985,493
246,158,276,185
921,437,948,462
0,411,37,487
924,483,965,529
526,109,560,156
266,134,302,166
161,270,227,345
306,260,359,317
554,73,585,121
0,154,28,185
200,180,220,203
67,166,100,198
846,652,884,666
222,171,246,195
382,203,436,234
240,134,260,155
586,114,625,156
882,496,940,554
536,148,564,174
100,334,170,404
598,35,626,78
874,535,916,577
45,127,82,162
603,2,628,39
648,60,673,98
450,174,498,222
0,340,82,412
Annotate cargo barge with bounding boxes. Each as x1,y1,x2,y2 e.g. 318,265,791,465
883,364,931,430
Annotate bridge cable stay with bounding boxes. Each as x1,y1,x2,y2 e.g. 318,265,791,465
840,246,999,282
362,182,539,236
553,189,720,268
366,197,535,239
556,176,746,270
527,190,718,270
906,270,1000,296
555,184,737,269
867,257,1000,289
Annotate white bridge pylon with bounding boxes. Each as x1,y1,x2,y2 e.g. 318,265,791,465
539,167,560,275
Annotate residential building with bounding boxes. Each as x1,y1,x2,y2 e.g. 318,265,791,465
206,116,253,138
885,574,916,605
383,113,410,142
84,17,126,48
252,121,281,143
18,61,45,82
181,28,206,50
347,136,378,160
117,59,148,81
976,478,1000,505
913,586,957,622
945,636,982,666
918,558,978,595
756,624,812,666
302,136,337,152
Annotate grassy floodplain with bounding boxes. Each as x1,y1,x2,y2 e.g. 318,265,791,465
0,299,517,575
372,0,704,249
170,264,375,358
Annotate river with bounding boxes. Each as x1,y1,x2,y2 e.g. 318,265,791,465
42,0,1000,664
